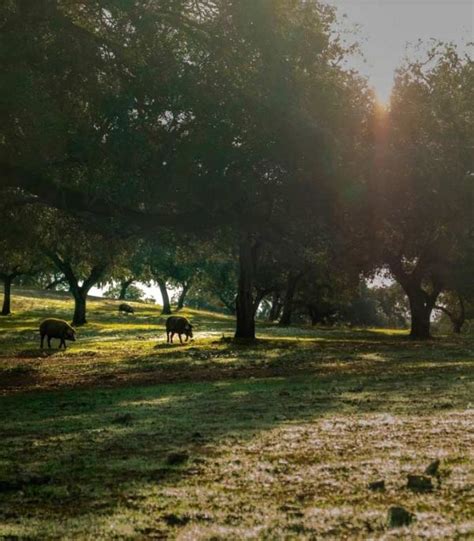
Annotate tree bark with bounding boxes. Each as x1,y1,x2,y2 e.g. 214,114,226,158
1,275,13,316
279,272,302,327
72,289,88,326
268,292,282,322
157,278,172,315
119,278,134,300
177,282,191,310
407,290,433,339
235,237,258,340
389,258,441,340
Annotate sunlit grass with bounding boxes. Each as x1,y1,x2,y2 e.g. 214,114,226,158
0,287,473,538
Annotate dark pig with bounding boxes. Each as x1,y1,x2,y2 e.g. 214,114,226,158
119,303,135,314
39,318,76,349
166,316,193,344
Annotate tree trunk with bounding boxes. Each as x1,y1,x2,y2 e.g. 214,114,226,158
453,320,463,334
177,282,191,310
450,294,465,334
389,259,441,341
157,278,171,315
1,275,13,316
44,254,107,326
308,305,319,326
268,292,282,322
279,272,301,327
235,238,258,340
72,289,88,326
436,294,465,334
406,289,434,340
118,278,134,300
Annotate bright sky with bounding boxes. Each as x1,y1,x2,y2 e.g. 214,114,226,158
327,0,473,102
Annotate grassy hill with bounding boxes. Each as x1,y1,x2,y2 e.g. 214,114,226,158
0,288,473,539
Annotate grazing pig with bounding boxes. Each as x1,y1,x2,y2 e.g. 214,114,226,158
166,316,193,344
40,318,76,349
119,303,135,314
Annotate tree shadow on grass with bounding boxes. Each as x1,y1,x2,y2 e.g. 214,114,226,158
0,336,471,536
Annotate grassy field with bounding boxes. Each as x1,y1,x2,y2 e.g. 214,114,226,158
0,288,473,539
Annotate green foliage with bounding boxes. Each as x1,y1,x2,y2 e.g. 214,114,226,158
362,43,474,337
103,282,145,302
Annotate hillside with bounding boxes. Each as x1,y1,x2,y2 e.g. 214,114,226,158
0,288,473,539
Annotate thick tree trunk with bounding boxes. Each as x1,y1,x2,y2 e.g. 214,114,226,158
72,289,88,326
406,289,434,340
119,278,134,300
279,272,301,327
177,282,191,310
235,238,258,340
157,278,172,315
1,275,13,316
389,259,441,341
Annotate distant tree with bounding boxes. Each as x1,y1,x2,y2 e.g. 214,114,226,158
191,259,238,315
370,44,473,339
108,242,152,300
372,282,410,329
103,283,145,302
0,203,42,315
39,211,129,325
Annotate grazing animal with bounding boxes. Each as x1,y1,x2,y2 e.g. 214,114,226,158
39,319,76,349
166,316,193,344
118,303,135,314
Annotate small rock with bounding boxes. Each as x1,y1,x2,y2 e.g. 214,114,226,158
166,451,189,465
425,459,440,476
407,474,433,493
368,480,385,491
387,506,414,528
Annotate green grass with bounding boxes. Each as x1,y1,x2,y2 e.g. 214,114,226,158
0,288,473,539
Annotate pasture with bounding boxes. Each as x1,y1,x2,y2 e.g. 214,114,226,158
0,289,473,539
